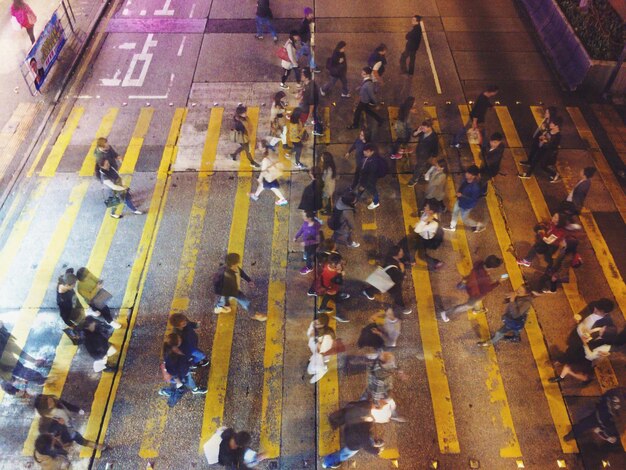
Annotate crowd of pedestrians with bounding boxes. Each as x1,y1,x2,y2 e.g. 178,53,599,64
1,2,622,469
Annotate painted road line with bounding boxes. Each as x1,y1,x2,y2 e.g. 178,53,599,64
200,108,258,451
79,109,187,459
78,108,120,176
259,202,289,458
462,105,578,453
322,106,330,145
0,182,89,404
398,172,460,454
428,106,521,457
591,104,626,163
0,102,40,182
566,107,626,223
318,314,340,457
119,108,154,174
529,107,626,321
0,180,49,285
139,108,222,459
39,107,85,177
421,21,442,94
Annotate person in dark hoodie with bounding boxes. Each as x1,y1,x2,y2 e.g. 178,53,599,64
356,143,387,210
321,41,350,98
400,15,422,76
82,316,117,373
158,333,207,406
169,313,210,368
331,192,360,248
218,429,266,469
407,119,438,186
347,67,383,129
254,0,277,42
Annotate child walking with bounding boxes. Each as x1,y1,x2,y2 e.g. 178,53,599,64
250,141,288,205
294,211,322,274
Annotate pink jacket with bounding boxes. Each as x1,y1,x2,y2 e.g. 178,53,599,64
11,3,36,28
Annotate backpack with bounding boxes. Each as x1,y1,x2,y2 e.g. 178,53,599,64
212,266,226,295
375,156,388,178
327,208,342,231
276,46,289,61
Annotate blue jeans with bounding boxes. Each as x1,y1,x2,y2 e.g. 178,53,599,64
188,348,206,365
161,372,197,406
449,200,481,229
297,42,316,69
323,75,349,95
323,447,360,467
359,181,379,205
215,293,251,312
255,16,277,39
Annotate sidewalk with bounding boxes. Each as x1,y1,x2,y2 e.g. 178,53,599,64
0,0,107,192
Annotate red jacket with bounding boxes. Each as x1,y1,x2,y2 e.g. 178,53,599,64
320,264,341,295
466,261,498,299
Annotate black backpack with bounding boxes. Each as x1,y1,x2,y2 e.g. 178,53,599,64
327,208,342,231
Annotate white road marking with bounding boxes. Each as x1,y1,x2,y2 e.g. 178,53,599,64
101,69,122,86
154,0,175,16
421,21,442,94
122,34,158,87
128,95,168,99
77,95,93,99
140,9,147,16
189,3,196,18
177,36,186,57
122,8,130,15
118,42,136,50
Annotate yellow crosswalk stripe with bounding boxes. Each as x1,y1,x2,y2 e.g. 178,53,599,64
0,102,42,182
566,107,626,223
80,109,187,458
78,108,120,176
139,107,222,459
529,107,626,321
426,106,521,457
200,107,259,452
259,202,289,458
0,182,89,405
322,106,331,144
398,169,460,453
0,180,49,285
464,105,578,453
39,106,85,177
591,104,626,163
119,108,154,175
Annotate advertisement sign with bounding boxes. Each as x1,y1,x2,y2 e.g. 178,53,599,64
25,12,66,91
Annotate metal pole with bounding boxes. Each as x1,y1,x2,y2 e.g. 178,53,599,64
60,0,75,33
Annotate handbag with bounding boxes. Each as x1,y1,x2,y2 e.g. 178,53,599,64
365,266,396,293
62,327,82,345
323,338,346,356
230,129,245,144
276,46,290,61
91,288,113,310
204,426,227,464
467,128,481,145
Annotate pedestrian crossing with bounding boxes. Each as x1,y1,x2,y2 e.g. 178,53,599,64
0,100,624,467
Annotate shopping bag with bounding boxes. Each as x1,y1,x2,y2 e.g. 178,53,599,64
365,266,395,293
467,128,481,145
204,426,227,464
91,288,112,310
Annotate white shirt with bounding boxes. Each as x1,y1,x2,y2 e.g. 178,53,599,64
414,213,439,240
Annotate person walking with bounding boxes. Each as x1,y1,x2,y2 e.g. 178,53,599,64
249,142,288,205
451,85,499,148
361,352,406,422
81,317,117,373
297,7,318,72
440,255,504,322
477,284,533,346
76,267,121,330
400,15,422,75
307,313,336,383
564,387,624,445
346,128,372,190
321,402,384,468
56,269,85,340
368,307,401,348
356,143,387,210
330,192,360,248
1,320,46,396
521,106,558,166
11,0,37,44
320,151,337,214
94,138,122,171
443,165,486,233
516,212,568,268
413,203,444,270
347,67,383,130
560,166,596,229
480,132,505,180
390,96,417,159
255,0,278,42
407,119,438,186
299,69,324,136
97,157,143,219
518,117,562,182
229,105,260,168
317,252,350,322
217,429,266,469
287,108,307,169
34,394,85,428
213,253,267,321
280,31,302,90
269,91,288,150
298,165,323,213
321,41,350,98
158,333,207,406
294,211,322,275
368,44,388,85
362,245,413,315
422,159,447,213
169,313,210,368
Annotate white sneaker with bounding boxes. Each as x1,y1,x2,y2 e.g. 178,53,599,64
133,210,143,215
214,306,231,314
402,308,412,315
348,241,360,248
367,202,380,210
275,199,288,206
279,83,289,89
249,193,259,201
442,226,456,232
106,346,117,356
310,367,328,383
110,321,122,330
440,311,450,322
320,88,326,96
